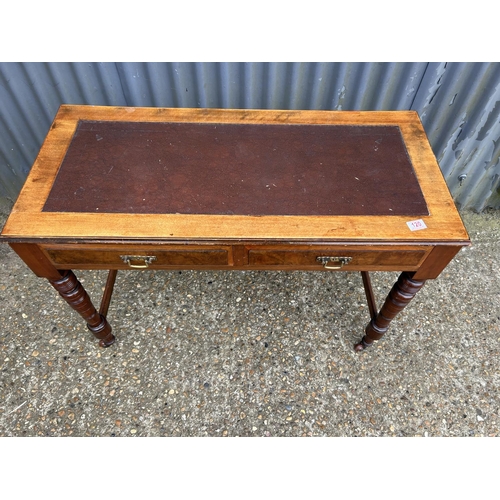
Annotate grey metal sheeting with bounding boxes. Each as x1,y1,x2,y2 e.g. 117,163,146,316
0,62,499,210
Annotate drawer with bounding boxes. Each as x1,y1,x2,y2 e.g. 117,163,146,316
42,244,230,269
247,246,430,270
41,243,432,272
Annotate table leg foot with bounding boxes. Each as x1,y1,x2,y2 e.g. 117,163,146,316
88,316,116,347
354,339,371,352
98,332,116,348
354,271,426,352
49,270,115,346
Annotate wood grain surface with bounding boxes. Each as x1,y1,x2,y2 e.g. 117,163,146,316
1,105,470,244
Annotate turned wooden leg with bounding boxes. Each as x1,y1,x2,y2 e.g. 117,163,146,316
49,270,115,347
354,272,426,351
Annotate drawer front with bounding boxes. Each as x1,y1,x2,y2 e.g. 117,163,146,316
41,243,431,271
43,244,230,269
247,247,430,270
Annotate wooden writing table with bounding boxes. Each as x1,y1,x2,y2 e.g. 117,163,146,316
1,105,470,351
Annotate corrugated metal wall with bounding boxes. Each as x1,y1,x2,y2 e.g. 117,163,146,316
1,62,499,210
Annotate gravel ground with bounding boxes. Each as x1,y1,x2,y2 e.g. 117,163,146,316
0,202,499,438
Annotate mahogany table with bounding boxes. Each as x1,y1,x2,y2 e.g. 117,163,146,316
0,105,470,351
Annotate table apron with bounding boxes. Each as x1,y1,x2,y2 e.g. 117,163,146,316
37,243,434,272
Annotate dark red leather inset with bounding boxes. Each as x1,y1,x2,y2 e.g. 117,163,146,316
43,120,428,216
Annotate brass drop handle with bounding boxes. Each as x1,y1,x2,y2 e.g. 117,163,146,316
316,256,352,269
120,255,157,268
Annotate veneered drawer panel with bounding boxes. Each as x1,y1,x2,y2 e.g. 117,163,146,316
248,247,429,269
43,244,229,268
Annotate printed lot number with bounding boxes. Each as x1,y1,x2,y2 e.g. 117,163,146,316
407,219,427,231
